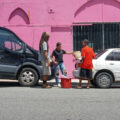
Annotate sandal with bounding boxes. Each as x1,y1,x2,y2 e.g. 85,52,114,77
86,86,90,89
42,83,52,88
77,85,82,89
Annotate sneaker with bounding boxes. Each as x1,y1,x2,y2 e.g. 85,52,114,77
42,83,52,88
57,83,61,88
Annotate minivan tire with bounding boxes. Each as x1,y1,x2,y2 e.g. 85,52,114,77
18,67,39,87
95,72,113,88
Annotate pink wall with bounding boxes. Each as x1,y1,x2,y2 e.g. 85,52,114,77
0,0,120,76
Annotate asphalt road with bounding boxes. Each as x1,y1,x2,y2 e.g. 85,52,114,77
0,81,120,120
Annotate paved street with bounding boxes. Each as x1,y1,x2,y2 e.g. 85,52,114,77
0,80,120,120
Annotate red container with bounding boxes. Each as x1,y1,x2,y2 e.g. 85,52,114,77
61,78,71,88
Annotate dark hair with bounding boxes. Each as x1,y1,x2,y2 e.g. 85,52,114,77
56,42,61,47
39,32,49,51
82,39,89,45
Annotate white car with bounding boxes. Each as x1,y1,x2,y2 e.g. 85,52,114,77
73,48,120,88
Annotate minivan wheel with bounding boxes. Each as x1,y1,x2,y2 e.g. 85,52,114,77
18,68,39,87
95,72,113,88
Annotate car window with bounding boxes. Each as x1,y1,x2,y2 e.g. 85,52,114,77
106,52,114,60
0,28,23,53
106,50,120,61
94,50,107,59
4,41,22,51
4,41,12,50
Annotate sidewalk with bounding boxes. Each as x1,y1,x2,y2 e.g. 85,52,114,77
46,79,88,83
0,79,88,83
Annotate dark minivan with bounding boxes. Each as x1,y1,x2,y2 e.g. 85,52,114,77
0,27,52,86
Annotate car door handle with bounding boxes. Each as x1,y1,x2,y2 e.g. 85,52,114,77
109,63,114,65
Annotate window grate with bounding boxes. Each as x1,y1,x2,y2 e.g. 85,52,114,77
73,23,120,52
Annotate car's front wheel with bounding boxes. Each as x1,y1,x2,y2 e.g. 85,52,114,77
18,68,39,87
95,72,113,88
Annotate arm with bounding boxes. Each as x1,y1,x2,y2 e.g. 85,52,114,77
51,51,58,65
63,50,73,55
93,53,95,58
92,49,95,58
81,48,85,60
42,42,51,66
43,50,49,61
65,52,74,54
43,50,51,66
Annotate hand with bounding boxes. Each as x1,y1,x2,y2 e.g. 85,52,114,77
48,60,51,66
64,70,67,76
54,61,58,65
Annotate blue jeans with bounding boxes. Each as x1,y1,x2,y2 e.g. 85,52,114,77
54,62,66,84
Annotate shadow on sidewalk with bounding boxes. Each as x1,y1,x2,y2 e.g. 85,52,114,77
31,82,120,89
0,81,120,89
0,81,20,87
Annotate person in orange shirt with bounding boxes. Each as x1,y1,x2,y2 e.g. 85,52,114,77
77,39,95,88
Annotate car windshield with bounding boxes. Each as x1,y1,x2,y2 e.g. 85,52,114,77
94,49,107,59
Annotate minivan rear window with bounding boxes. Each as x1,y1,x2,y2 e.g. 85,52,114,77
94,50,107,59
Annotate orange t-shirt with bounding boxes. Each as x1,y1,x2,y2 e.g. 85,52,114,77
81,46,95,70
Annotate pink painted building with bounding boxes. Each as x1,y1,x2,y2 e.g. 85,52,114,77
0,0,120,76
